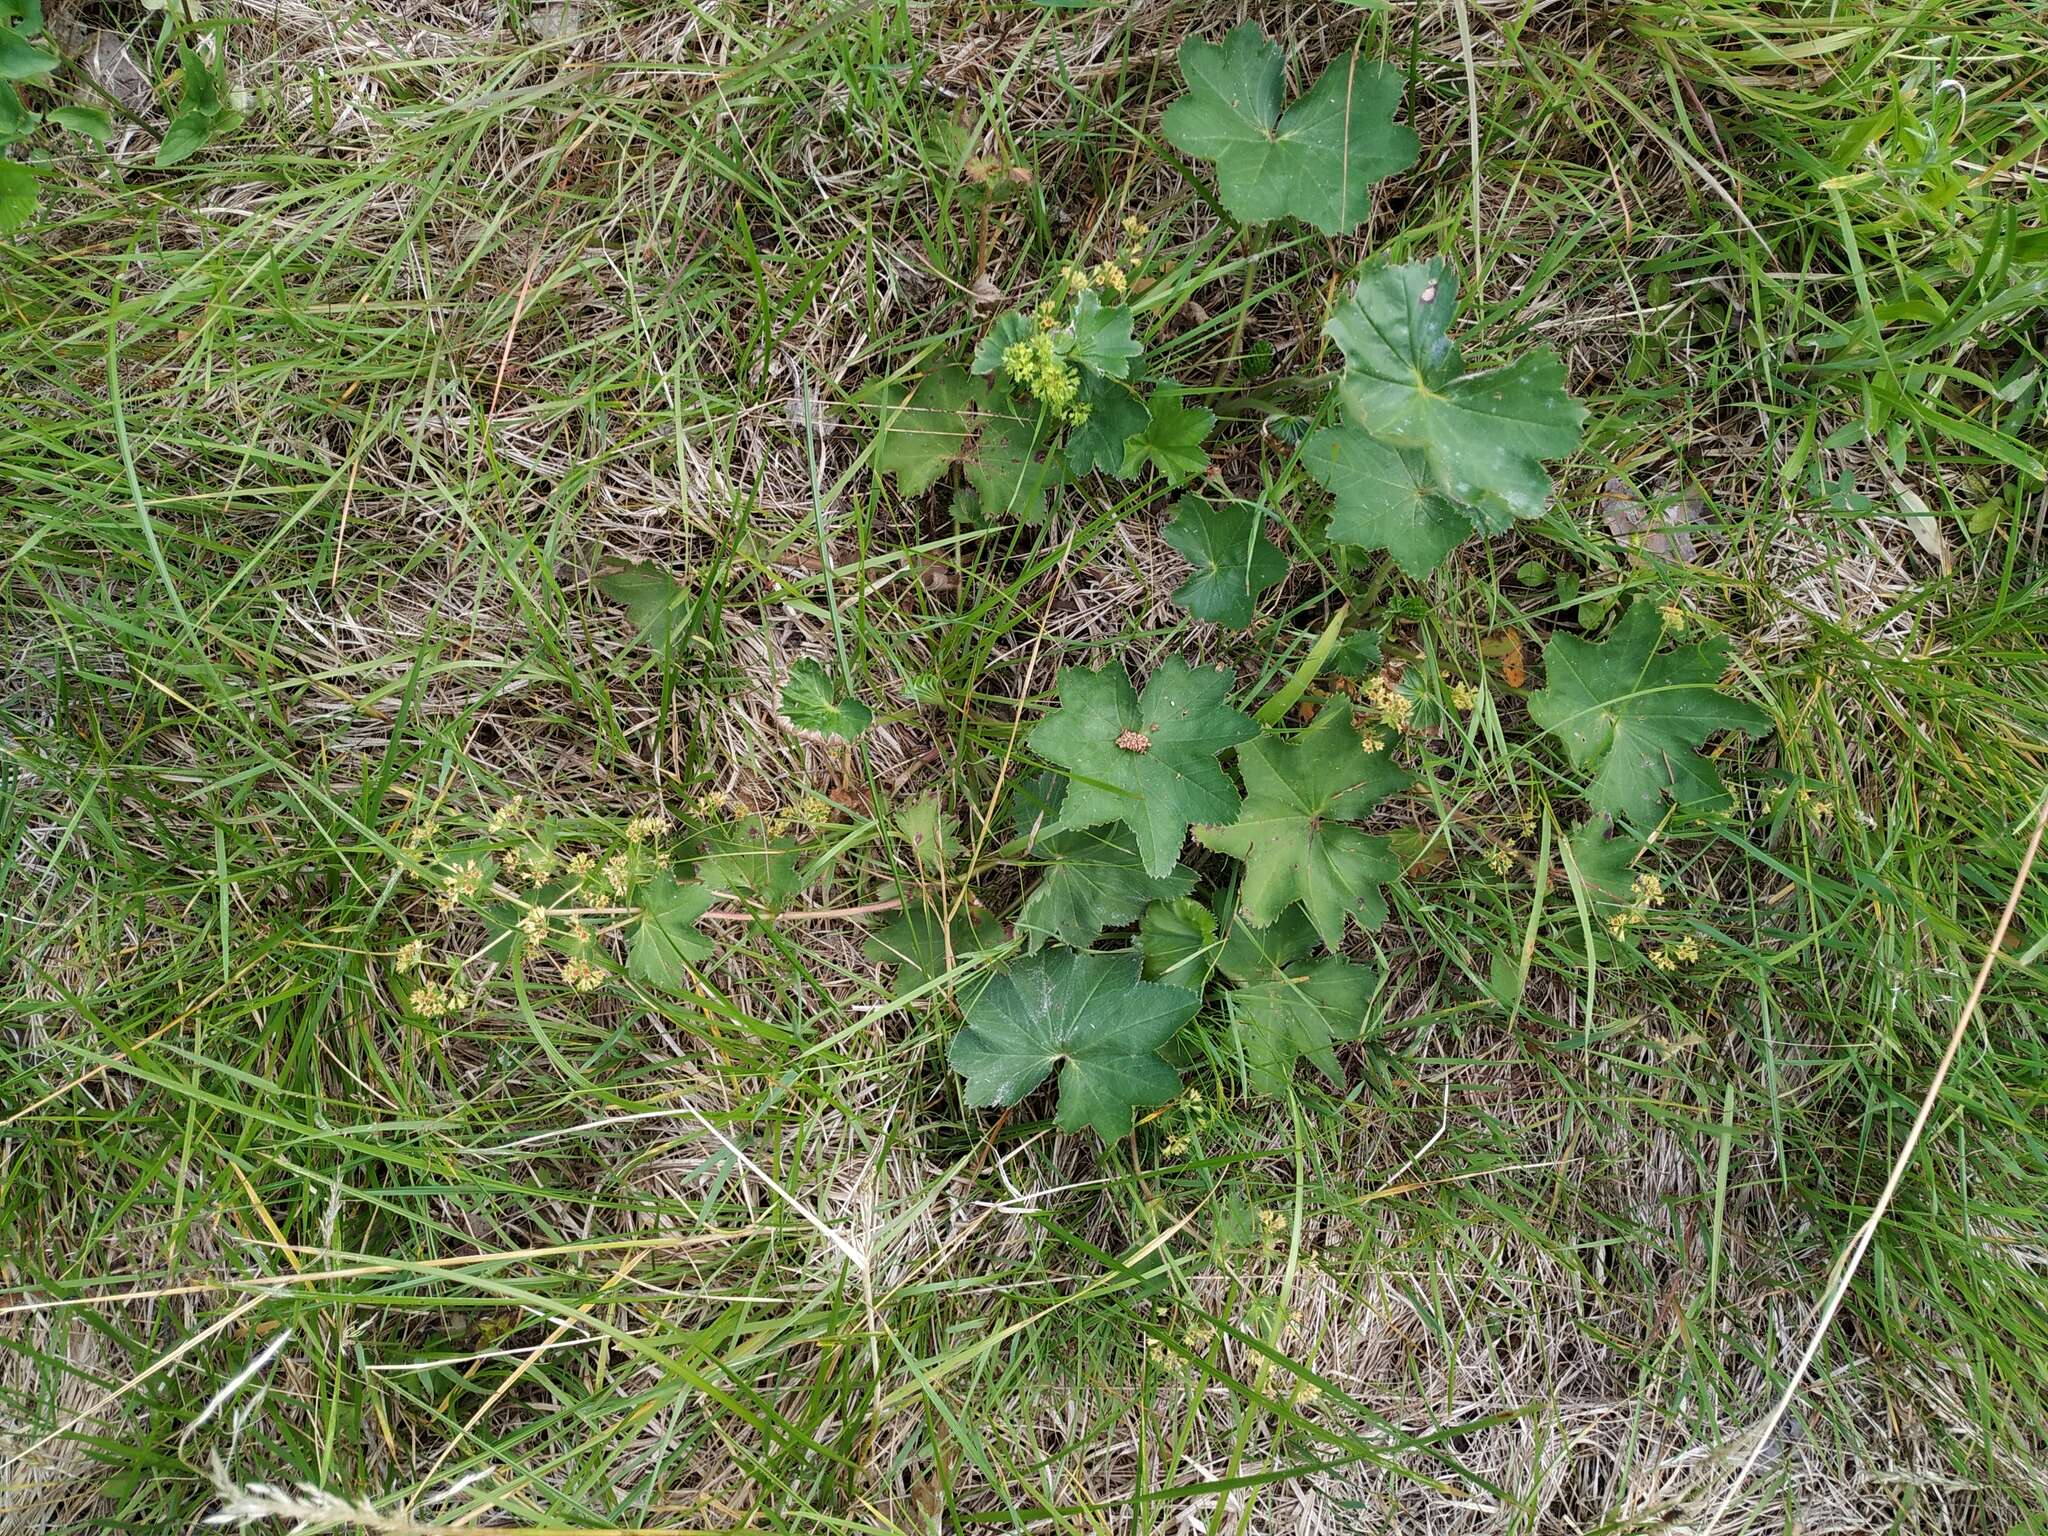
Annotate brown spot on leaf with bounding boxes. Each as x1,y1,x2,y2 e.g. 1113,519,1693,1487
1116,729,1151,753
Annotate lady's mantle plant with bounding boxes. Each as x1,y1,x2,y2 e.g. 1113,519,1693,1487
844,26,1769,1147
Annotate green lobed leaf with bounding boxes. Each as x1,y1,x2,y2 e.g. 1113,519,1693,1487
962,399,1065,525
595,561,715,660
1195,707,1409,948
1016,824,1198,950
948,947,1197,1142
1028,657,1258,878
1160,495,1290,629
1064,375,1150,477
1563,817,1647,913
1326,621,1389,679
1304,424,1473,577
863,904,1005,996
627,874,717,990
1161,23,1417,237
1327,260,1586,529
694,817,805,910
1138,897,1218,988
1215,909,1377,1095
1122,390,1214,485
1065,290,1142,380
863,364,976,495
1526,601,1770,826
779,657,873,743
971,311,1036,377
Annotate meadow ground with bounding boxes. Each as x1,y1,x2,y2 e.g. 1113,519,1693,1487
4,0,2048,1532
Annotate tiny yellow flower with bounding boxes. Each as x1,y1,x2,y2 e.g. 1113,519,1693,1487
1088,259,1129,295
560,955,604,992
1483,846,1517,877
1364,672,1415,732
438,857,493,910
1450,683,1478,712
1658,602,1688,633
624,811,671,845
395,938,425,973
487,795,527,835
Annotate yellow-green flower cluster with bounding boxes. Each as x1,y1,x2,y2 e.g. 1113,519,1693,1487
1649,935,1705,972
1363,671,1416,734
406,975,466,1018
1064,216,1151,298
1001,329,1088,424
1606,870,1667,940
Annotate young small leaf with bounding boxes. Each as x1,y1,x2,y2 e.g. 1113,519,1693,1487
1017,824,1198,950
1161,23,1417,237
1326,621,1389,680
1066,291,1142,380
47,105,112,145
779,658,873,742
863,904,1004,996
893,792,960,869
1527,602,1769,826
0,83,37,145
0,158,33,233
1562,817,1646,913
1328,260,1585,528
1139,897,1218,988
694,817,805,910
971,311,1037,377
1195,708,1408,948
595,561,713,660
864,364,975,495
948,947,1197,1142
1304,424,1473,577
628,874,716,990
156,109,216,168
1028,658,1258,878
1160,495,1289,629
1122,390,1214,485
